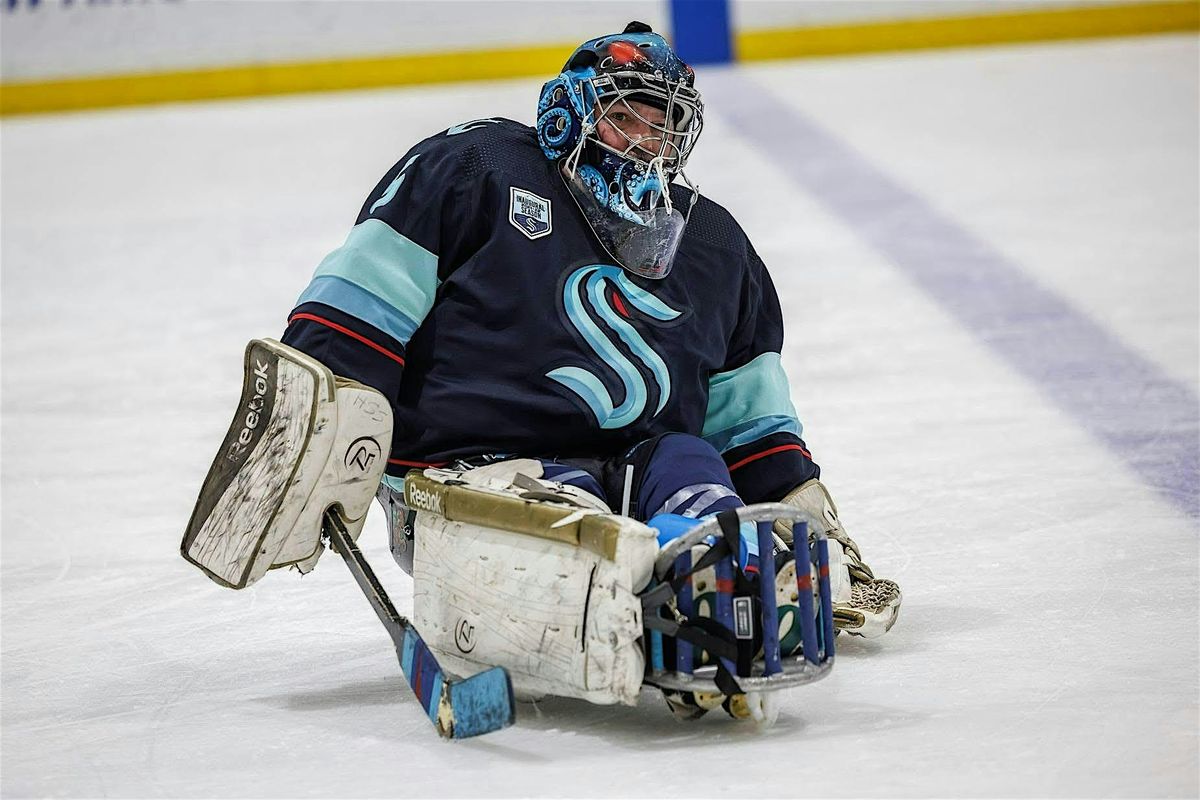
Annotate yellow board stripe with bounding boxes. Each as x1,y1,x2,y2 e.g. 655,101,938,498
2,2,1197,117
737,1,1199,62
0,41,575,117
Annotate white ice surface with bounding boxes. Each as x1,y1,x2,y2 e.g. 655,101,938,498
2,35,1197,799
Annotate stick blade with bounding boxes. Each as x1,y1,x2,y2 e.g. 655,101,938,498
446,666,516,739
323,508,516,739
398,624,515,739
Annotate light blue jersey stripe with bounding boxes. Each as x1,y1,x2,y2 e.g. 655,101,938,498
297,275,422,344
702,352,801,452
704,415,803,454
301,218,440,344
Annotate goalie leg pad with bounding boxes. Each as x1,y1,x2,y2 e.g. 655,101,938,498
406,468,659,706
181,339,391,588
413,515,647,705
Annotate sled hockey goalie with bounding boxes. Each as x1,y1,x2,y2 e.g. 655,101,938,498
182,23,901,739
183,340,897,736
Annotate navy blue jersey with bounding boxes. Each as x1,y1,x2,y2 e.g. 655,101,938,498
283,118,817,503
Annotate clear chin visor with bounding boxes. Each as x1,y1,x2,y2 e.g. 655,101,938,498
563,166,690,280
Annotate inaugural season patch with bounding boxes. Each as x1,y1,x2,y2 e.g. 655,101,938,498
509,187,552,240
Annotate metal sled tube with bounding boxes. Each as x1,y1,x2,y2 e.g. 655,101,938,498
674,551,694,675
756,521,782,676
644,652,833,694
644,503,837,695
654,503,827,580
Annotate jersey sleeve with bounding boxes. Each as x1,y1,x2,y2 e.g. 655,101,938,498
281,133,484,401
702,243,820,503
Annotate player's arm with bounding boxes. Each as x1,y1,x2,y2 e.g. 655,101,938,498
704,243,902,637
702,243,819,505
182,134,484,585
282,136,484,410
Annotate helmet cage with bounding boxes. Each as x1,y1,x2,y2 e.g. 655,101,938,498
534,29,704,279
560,68,702,224
585,71,704,174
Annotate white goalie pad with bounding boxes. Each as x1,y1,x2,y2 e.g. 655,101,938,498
181,339,391,589
406,468,659,706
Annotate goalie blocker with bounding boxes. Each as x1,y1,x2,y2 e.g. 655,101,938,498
181,339,391,588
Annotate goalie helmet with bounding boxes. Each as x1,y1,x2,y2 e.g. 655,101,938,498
536,21,704,279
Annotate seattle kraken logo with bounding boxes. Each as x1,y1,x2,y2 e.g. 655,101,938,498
548,265,683,429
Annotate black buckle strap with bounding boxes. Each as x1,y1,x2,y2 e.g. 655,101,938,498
645,610,742,696
641,509,763,695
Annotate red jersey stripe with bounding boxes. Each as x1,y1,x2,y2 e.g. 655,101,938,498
388,458,449,468
288,312,406,367
726,443,811,473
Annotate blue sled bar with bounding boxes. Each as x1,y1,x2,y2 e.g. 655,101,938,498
714,550,737,678
675,550,694,674
757,520,782,676
644,503,835,696
815,536,836,661
792,521,821,665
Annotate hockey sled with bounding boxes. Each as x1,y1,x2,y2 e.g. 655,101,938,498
640,504,836,702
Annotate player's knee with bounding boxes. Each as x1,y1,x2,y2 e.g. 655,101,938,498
654,432,724,463
634,432,742,519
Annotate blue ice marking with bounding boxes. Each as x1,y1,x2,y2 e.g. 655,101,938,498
705,72,1200,518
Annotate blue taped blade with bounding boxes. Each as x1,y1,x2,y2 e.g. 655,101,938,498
323,510,515,739
448,667,516,739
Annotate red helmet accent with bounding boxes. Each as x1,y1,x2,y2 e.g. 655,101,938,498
608,40,647,66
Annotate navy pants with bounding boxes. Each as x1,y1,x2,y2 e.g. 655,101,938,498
540,433,744,522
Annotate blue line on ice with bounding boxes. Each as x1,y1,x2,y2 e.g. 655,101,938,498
706,71,1199,518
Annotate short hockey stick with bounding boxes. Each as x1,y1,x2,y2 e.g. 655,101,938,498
323,511,516,739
